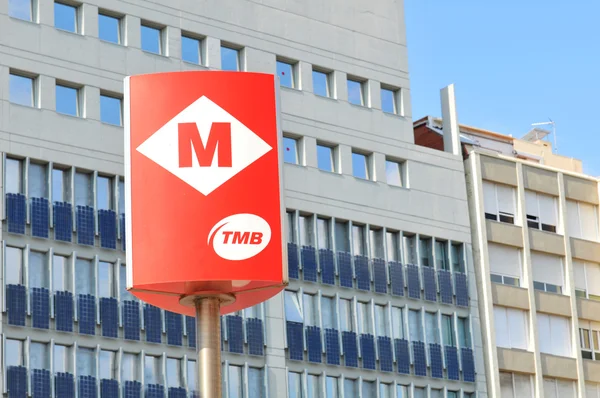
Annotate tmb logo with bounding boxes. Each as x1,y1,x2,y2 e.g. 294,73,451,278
208,214,272,261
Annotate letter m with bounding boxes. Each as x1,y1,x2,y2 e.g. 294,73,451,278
232,232,250,244
178,122,232,167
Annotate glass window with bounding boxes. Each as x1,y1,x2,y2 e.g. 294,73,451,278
303,293,317,326
120,263,134,301
408,309,422,341
396,385,409,398
369,228,384,259
248,368,264,397
52,167,70,203
430,389,443,398
288,371,303,398
321,296,336,329
447,392,459,398
75,258,94,295
347,79,364,106
313,69,330,97
166,358,181,388
335,220,349,253
187,360,196,392
100,94,122,126
118,179,125,215
77,347,95,376
352,152,369,179
317,144,334,172
391,306,404,339
326,376,338,398
386,230,399,261
375,304,388,336
357,302,372,334
283,136,299,164
53,254,68,292
404,234,417,264
9,73,35,107
53,344,70,373
352,224,365,255
29,251,48,288
30,342,49,370
75,171,92,206
5,339,24,368
99,350,116,380
307,374,321,398
458,316,471,348
277,60,295,88
221,46,240,71
286,211,296,243
339,298,353,332
5,246,23,286
413,387,426,398
317,217,331,250
9,0,33,21
435,240,449,270
141,24,163,54
54,2,77,33
451,243,465,273
419,236,433,267
381,87,399,114
56,84,79,116
98,13,120,44
362,380,376,398
385,160,403,187
299,215,314,246
344,379,357,397
425,312,440,344
379,383,392,398
5,158,23,194
29,162,47,198
182,35,201,64
121,352,137,381
144,354,162,385
284,290,303,323
97,175,113,210
442,314,455,346
98,261,113,298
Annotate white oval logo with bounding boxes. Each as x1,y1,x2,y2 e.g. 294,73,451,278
208,213,272,261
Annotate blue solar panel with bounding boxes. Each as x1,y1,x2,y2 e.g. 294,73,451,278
412,341,427,376
123,381,142,398
373,259,387,294
429,343,443,379
342,331,358,368
123,300,140,341
360,334,376,370
226,315,244,354
377,336,393,372
79,375,97,398
422,266,437,302
98,209,117,249
355,256,370,291
168,387,187,398
301,246,317,282
78,294,96,335
319,249,335,285
100,297,118,338
286,321,304,361
288,242,299,279
120,214,126,251
246,318,264,356
445,346,460,381
324,328,340,365
438,269,453,305
144,304,162,343
338,252,353,288
394,338,411,374
6,193,26,234
55,290,74,332
31,197,49,238
7,366,27,397
53,202,72,242
186,316,196,348
389,262,404,296
100,379,119,398
145,384,165,398
461,347,476,382
55,372,75,398
76,206,95,246
306,326,322,363
406,264,421,299
166,311,183,346
455,273,469,307
31,287,50,329
6,284,26,326
31,369,51,398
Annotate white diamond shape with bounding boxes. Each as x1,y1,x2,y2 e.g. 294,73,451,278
136,96,272,196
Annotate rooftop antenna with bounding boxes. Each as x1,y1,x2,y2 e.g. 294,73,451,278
531,118,557,153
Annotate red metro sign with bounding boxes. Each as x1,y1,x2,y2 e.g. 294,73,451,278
124,71,287,316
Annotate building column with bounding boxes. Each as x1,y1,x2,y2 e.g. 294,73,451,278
204,37,221,69
265,293,288,398
124,15,141,48
81,3,98,37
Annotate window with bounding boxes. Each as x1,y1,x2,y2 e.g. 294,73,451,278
451,243,465,273
442,314,455,346
588,383,600,398
403,234,417,265
54,2,78,33
430,389,443,398
500,372,534,398
29,162,47,199
369,227,384,259
77,347,96,376
9,73,35,107
53,254,68,292
284,290,303,323
317,144,335,172
166,358,182,388
221,46,240,71
386,230,399,262
99,350,116,380
248,368,264,397
494,306,528,350
75,171,92,206
307,374,321,398
419,236,432,267
29,251,48,289
100,94,122,126
144,354,163,385
391,306,404,339
339,298,354,332
313,68,331,97
574,261,600,301
381,87,399,114
488,243,522,287
30,342,50,370
408,309,422,341
181,34,202,64
375,304,388,336
537,313,571,357
283,136,299,164
483,181,516,224
544,378,576,398
379,383,392,398
53,344,71,373
525,190,558,233
9,0,34,21
413,387,426,398
579,321,600,360
303,293,318,326
458,316,471,348
187,360,196,392
326,376,339,398
75,258,94,295
98,13,121,44
56,83,79,117
344,379,357,397
531,252,564,294
299,215,314,246
335,220,349,253
97,175,113,210
352,224,365,255
52,167,70,202
286,211,296,243
98,261,113,298
118,179,125,215
361,380,376,398
351,151,370,180
288,371,303,398
5,157,23,194
5,339,24,368
321,296,336,330
385,159,404,187
567,200,599,241
396,385,409,398
5,247,23,285
121,352,138,381
141,23,163,55
276,60,296,88
435,240,448,270
425,312,439,344
317,217,331,250
347,78,365,106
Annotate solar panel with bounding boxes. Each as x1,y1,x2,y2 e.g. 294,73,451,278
31,368,51,398
360,334,376,370
288,242,299,279
438,269,454,305
55,290,74,332
7,366,27,397
372,259,387,294
78,294,96,335
123,381,142,398
76,206,95,246
394,338,410,374
324,328,340,365
226,315,244,354
406,264,421,299
319,249,335,285
6,284,26,326
422,266,437,302
186,316,196,348
55,372,75,398
355,255,370,291
79,375,97,398
168,387,187,398
286,321,304,361
123,300,140,341
100,297,118,338
412,341,427,376
31,287,50,329
98,209,117,249
461,347,476,382
144,304,162,343
6,193,26,234
429,343,443,379
100,379,119,398
301,246,317,282
53,202,72,242
31,197,49,238
120,214,126,251
341,331,358,368
389,262,404,296
377,336,393,372
166,311,183,346
145,384,165,398
455,273,469,307
445,346,460,381
246,317,264,356
338,252,353,288
306,326,322,363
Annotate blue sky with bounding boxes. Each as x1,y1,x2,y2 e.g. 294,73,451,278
405,1,600,176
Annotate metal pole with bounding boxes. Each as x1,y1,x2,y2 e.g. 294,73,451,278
196,296,222,398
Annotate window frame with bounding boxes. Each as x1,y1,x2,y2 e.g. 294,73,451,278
220,44,242,71
347,77,366,106
351,150,371,180
99,91,123,126
384,158,405,187
9,0,36,22
9,71,37,107
276,58,298,89
181,32,204,65
380,85,401,115
282,135,300,165
316,143,336,173
312,67,333,98
54,1,79,34
98,11,122,44
140,21,166,55
55,81,81,117
483,181,516,225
